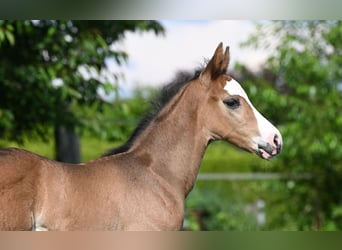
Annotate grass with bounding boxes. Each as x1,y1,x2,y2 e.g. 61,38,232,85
80,136,120,162
0,138,55,159
0,135,116,162
201,141,276,173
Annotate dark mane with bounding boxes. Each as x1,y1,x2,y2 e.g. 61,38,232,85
102,68,202,157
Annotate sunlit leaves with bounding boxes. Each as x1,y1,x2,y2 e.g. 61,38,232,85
0,23,14,45
0,20,164,142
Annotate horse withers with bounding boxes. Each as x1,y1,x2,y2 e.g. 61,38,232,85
0,43,282,230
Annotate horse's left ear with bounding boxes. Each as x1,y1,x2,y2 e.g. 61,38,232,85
200,42,230,87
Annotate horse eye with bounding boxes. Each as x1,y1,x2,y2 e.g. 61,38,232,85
223,97,240,109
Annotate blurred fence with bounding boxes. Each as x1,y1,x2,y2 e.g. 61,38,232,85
197,172,314,181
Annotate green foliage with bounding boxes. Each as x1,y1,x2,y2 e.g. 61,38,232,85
238,21,342,230
81,87,156,142
0,20,164,143
184,141,277,231
185,183,259,231
0,87,155,161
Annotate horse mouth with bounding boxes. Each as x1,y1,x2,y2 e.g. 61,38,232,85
256,141,282,160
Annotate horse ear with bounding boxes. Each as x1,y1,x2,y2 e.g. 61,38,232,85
200,43,230,87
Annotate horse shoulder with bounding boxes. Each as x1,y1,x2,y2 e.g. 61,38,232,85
0,148,47,230
0,148,44,188
108,154,185,230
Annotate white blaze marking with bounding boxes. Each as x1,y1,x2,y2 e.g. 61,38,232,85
224,78,281,147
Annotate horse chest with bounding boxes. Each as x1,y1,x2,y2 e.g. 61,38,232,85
118,180,184,231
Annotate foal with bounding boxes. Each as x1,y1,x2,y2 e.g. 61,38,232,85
0,43,282,230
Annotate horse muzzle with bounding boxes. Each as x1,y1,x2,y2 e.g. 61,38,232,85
255,134,283,160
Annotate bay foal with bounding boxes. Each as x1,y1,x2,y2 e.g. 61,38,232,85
0,43,282,230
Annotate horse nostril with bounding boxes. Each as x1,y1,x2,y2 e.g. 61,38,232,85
273,134,282,153
273,134,279,146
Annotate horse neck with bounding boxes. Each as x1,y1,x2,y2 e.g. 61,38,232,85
128,84,208,196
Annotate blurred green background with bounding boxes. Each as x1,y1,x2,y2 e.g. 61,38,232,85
0,20,341,230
